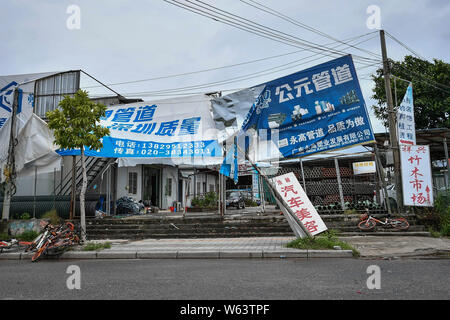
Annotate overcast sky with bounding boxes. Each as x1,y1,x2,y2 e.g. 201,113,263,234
1,0,449,133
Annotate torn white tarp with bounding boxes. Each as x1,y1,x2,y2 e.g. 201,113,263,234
210,85,264,143
0,72,63,181
14,113,60,177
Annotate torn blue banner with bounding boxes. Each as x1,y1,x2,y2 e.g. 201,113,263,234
220,138,239,184
241,55,375,159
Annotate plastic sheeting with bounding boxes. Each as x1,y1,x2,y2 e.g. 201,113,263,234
117,156,224,167
14,113,60,177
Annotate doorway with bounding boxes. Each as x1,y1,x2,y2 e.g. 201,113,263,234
142,166,161,208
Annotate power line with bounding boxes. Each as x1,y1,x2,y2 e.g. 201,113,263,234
392,68,450,94
239,0,381,59
385,31,427,61
393,63,450,92
163,0,380,64
383,31,450,92
82,32,377,89
189,0,380,63
112,38,381,97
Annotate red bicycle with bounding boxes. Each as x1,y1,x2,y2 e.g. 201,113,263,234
0,239,32,253
29,221,81,262
358,213,410,231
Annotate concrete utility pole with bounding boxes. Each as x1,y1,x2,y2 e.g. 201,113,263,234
380,29,403,213
1,89,19,221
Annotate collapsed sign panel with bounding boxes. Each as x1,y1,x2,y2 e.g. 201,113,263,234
271,172,327,236
242,55,375,159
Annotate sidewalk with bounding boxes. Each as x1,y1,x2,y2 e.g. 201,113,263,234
2,235,449,261
65,236,354,259
0,236,353,260
341,235,450,258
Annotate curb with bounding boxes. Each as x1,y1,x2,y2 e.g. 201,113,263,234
0,249,354,260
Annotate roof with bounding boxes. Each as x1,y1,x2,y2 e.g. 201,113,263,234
374,128,450,160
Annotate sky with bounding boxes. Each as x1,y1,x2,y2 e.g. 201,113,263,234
1,0,449,134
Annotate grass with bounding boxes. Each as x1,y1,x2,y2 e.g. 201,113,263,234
16,230,39,241
0,230,39,241
83,242,112,251
41,209,61,225
286,230,360,257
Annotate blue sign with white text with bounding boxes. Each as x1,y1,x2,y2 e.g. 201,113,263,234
55,94,222,159
242,55,375,158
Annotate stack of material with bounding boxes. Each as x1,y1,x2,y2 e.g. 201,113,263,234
116,197,140,215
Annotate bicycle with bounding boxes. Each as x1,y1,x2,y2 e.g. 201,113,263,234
358,213,410,231
0,239,33,253
29,221,82,262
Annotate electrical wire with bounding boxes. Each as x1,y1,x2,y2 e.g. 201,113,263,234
239,0,381,59
385,31,427,61
163,0,380,64
81,32,377,89
111,37,381,97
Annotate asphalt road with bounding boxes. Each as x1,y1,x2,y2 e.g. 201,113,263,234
0,258,448,300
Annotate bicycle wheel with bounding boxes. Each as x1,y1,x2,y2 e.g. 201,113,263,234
391,218,409,230
31,242,48,262
358,219,376,231
25,234,43,252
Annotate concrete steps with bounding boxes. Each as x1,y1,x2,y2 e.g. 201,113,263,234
86,213,430,240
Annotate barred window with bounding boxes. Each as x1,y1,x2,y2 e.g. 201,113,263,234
128,172,138,194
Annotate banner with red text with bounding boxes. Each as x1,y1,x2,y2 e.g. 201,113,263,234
271,172,327,236
400,145,433,207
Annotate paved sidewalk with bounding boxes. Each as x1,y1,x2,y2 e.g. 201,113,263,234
73,236,354,259
87,235,450,259
2,235,449,261
341,235,450,258
0,236,354,260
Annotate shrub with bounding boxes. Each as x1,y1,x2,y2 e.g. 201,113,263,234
41,208,61,225
286,230,360,257
0,232,10,240
432,190,450,237
20,213,31,220
191,192,218,208
16,230,39,242
244,198,258,207
83,242,111,251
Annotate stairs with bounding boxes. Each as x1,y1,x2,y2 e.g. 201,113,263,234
86,213,430,240
57,157,115,195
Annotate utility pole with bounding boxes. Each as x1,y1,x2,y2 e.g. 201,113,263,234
380,29,403,213
1,89,19,221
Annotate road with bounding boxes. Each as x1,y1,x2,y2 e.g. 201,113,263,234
0,258,449,300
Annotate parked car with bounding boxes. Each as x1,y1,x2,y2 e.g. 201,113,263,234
226,191,246,209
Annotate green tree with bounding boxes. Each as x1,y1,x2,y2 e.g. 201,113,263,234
46,90,110,240
371,55,450,129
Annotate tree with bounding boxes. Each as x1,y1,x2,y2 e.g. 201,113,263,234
46,90,110,241
371,55,450,129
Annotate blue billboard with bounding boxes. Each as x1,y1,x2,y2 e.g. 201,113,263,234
242,55,375,158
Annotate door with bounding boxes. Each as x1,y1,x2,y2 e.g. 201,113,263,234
143,166,160,207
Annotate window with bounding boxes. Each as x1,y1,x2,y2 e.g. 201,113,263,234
209,184,215,193
35,71,80,118
128,172,138,194
165,178,172,197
